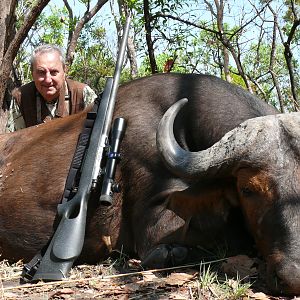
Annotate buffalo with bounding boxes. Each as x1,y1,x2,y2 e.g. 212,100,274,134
0,73,299,295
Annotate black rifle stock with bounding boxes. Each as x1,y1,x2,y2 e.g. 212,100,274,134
30,16,131,282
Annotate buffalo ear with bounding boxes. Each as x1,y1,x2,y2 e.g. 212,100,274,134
167,178,239,221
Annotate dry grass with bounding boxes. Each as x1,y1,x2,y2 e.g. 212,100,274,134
0,256,279,300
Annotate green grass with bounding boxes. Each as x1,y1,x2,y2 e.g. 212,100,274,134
193,262,252,299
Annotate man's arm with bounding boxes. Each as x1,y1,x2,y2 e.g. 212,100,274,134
5,99,26,133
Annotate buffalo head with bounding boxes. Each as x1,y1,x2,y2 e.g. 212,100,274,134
157,98,300,295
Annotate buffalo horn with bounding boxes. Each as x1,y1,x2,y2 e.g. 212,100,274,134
156,98,282,179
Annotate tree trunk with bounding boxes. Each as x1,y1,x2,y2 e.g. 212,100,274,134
269,12,285,113
143,0,158,74
65,0,108,67
0,0,17,60
0,0,18,130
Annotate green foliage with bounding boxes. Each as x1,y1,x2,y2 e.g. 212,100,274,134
198,264,218,289
14,47,32,84
194,262,251,299
15,0,37,30
220,274,252,300
132,0,199,73
12,0,300,112
68,22,116,93
243,42,292,108
138,52,186,76
281,0,300,46
38,7,69,46
229,74,247,89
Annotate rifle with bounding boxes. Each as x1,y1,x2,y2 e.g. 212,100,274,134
24,15,131,282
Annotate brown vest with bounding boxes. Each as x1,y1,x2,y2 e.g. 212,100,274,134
12,78,86,127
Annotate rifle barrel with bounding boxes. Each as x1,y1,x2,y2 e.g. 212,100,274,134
101,15,131,146
29,14,131,282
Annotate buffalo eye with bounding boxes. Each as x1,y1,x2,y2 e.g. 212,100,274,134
240,187,255,197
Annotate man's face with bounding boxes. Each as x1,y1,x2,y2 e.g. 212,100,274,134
32,51,66,102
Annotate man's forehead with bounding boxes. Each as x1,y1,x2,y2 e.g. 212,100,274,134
33,52,63,69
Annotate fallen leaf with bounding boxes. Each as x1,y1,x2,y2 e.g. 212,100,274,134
227,278,239,289
49,288,75,299
221,255,257,279
142,270,158,282
249,291,270,299
3,292,19,299
165,272,196,286
168,291,190,299
127,259,142,269
124,282,141,292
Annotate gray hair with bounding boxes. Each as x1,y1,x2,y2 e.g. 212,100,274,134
30,44,66,71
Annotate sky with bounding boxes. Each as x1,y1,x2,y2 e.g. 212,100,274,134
47,0,118,49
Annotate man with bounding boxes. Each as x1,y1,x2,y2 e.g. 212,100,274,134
6,44,97,132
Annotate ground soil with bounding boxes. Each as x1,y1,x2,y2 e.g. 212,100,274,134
0,255,298,300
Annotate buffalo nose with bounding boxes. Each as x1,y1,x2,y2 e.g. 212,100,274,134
270,260,300,295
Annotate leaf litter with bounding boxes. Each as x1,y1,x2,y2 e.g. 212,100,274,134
0,255,297,299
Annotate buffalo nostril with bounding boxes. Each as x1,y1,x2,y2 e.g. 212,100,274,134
141,244,170,268
270,262,300,295
170,245,188,264
270,274,285,295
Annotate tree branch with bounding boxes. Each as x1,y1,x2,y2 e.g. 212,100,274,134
66,0,108,66
143,0,157,74
63,0,74,49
